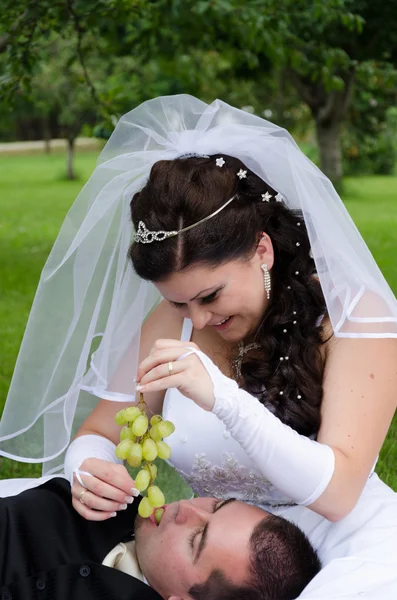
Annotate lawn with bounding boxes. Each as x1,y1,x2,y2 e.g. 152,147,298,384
0,151,396,491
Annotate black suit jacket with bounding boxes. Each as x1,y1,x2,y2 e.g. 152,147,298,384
0,478,162,600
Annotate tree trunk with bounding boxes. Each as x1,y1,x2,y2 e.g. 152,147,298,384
315,120,343,188
43,117,51,154
66,138,76,180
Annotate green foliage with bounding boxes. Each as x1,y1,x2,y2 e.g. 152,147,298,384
342,63,397,175
2,0,397,183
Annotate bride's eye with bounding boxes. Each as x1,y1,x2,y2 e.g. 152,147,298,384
200,291,218,305
170,301,186,309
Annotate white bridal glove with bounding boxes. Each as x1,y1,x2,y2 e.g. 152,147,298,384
186,348,335,506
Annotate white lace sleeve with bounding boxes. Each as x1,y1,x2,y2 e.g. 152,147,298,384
189,349,335,506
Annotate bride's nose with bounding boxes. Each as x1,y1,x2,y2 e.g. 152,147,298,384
175,500,209,525
189,305,211,330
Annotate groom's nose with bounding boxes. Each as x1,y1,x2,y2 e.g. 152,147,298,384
175,500,208,525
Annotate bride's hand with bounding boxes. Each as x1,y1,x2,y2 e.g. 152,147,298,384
136,339,215,411
71,458,139,520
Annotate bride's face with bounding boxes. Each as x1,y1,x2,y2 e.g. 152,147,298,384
134,497,268,598
155,237,274,343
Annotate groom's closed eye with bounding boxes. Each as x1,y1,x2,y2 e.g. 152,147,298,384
192,498,236,564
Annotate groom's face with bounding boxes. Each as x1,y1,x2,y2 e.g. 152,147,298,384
134,497,268,599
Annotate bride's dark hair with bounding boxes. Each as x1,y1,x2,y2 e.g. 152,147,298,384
129,155,328,437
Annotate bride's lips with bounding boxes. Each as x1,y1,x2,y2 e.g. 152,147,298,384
212,315,234,331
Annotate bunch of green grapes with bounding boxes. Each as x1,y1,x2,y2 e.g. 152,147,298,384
114,394,175,520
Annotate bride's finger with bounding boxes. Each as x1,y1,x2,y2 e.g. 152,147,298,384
136,373,183,394
79,460,139,498
148,339,199,358
71,484,124,521
138,358,185,387
74,472,138,506
137,347,193,381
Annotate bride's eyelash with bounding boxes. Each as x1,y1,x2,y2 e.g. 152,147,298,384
170,301,185,309
170,290,219,309
199,291,218,305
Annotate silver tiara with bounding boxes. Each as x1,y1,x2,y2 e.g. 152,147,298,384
134,195,236,244
134,222,178,244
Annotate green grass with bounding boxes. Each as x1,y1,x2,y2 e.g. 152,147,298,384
0,152,396,492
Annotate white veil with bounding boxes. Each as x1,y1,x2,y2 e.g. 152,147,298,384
1,94,396,474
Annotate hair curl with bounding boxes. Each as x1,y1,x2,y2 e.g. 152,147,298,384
129,155,329,437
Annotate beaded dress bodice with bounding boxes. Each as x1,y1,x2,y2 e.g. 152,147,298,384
162,319,295,509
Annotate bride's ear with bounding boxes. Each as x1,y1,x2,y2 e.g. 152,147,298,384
255,233,274,270
168,596,183,600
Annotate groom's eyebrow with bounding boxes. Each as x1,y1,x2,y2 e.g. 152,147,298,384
194,498,236,564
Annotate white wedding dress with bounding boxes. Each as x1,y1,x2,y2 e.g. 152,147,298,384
1,318,396,599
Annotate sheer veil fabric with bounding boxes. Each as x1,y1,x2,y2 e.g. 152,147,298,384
1,94,397,474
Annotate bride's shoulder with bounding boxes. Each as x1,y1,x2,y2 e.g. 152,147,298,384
141,299,184,342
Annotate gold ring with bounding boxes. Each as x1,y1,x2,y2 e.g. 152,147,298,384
79,489,88,504
168,361,173,376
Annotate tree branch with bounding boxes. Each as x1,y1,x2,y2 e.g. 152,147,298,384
66,0,100,106
0,9,28,54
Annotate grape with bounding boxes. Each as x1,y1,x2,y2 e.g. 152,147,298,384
135,469,151,491
146,463,157,479
148,486,165,508
127,443,143,467
138,497,154,518
120,426,136,441
142,438,158,462
157,420,175,438
124,406,143,423
156,440,171,460
154,508,164,524
115,410,128,426
115,397,174,520
115,439,134,460
149,424,163,442
132,415,149,437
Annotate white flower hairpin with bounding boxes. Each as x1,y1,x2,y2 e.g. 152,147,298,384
216,157,225,167
237,169,247,179
261,192,272,202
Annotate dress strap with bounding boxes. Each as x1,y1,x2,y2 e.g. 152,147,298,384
181,318,194,342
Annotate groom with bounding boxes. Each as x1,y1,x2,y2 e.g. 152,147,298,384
0,478,320,600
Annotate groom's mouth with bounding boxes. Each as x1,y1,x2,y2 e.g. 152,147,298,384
148,505,167,527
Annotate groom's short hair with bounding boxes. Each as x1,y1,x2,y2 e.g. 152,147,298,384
188,513,321,600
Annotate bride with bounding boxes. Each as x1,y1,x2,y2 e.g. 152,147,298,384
1,96,397,598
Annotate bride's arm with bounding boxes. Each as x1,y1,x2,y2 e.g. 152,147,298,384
309,334,397,520
74,300,182,445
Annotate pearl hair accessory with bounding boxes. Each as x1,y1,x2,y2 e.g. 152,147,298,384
261,263,271,300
